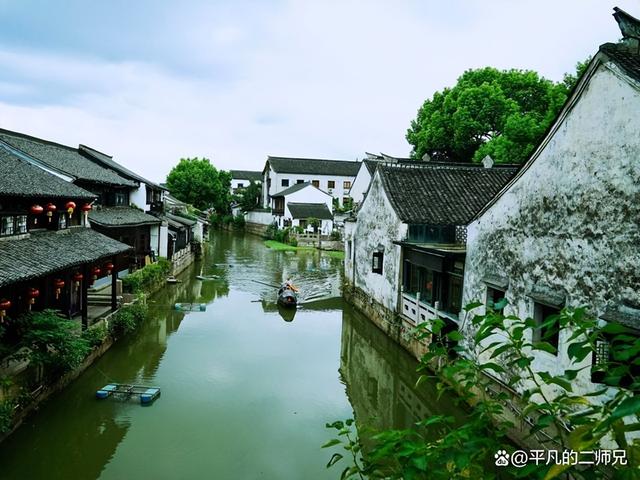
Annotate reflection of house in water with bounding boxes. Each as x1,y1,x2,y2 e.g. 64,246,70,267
340,305,464,433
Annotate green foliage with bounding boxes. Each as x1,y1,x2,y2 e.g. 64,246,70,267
81,323,108,348
326,305,640,479
406,64,587,164
264,223,278,240
238,180,261,212
165,158,231,212
0,398,16,433
109,302,148,336
122,258,172,293
330,230,342,241
19,310,89,372
232,214,245,229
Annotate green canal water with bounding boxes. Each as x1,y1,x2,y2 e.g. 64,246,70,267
0,231,463,479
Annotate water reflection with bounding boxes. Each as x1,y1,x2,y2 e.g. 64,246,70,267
340,304,465,435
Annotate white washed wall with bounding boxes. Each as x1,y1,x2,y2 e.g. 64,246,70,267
351,171,407,312
462,62,640,395
266,168,357,207
349,163,373,204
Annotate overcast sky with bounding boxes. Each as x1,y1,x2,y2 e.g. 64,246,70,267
0,1,634,181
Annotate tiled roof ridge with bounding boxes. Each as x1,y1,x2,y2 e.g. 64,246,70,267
79,143,113,158
268,155,359,163
380,161,519,171
0,127,77,152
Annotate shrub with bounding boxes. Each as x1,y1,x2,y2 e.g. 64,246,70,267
109,301,148,336
330,230,342,241
264,223,278,240
0,398,16,433
81,323,108,348
232,214,245,228
222,214,234,225
19,309,90,372
122,258,172,294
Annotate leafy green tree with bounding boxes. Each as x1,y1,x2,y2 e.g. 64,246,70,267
406,67,576,164
166,158,231,212
238,180,261,212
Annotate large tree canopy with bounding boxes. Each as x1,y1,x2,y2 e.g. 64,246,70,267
406,66,577,164
166,157,231,212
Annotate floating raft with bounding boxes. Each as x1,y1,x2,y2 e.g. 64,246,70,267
96,384,161,405
196,275,219,281
174,303,207,311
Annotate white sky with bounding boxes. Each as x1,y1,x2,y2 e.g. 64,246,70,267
0,1,635,181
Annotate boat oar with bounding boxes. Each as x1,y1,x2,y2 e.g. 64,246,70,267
251,279,281,288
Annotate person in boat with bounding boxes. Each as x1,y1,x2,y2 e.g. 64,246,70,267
284,278,299,292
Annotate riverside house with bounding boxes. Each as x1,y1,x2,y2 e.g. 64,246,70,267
261,156,360,209
461,7,640,397
269,182,334,234
344,161,517,357
0,147,131,330
230,170,262,194
0,129,162,269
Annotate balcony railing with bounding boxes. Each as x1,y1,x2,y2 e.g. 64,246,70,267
400,292,459,326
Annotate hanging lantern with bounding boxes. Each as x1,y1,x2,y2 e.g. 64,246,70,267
91,266,101,283
54,278,65,300
0,299,11,323
105,262,114,275
81,203,92,225
27,288,40,310
30,204,44,224
46,203,57,223
73,272,84,289
66,201,76,215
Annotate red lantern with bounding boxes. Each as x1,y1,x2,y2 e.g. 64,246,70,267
30,204,44,224
81,203,92,226
0,299,11,322
27,288,40,310
105,262,114,275
66,201,76,215
73,272,83,289
46,203,57,222
54,278,65,299
92,267,101,283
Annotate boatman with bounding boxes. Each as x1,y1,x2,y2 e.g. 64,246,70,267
285,278,299,292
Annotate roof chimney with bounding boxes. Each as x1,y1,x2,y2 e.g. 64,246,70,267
482,155,494,169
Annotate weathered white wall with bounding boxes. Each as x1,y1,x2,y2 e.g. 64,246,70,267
159,222,169,258
349,163,373,204
351,171,407,312
344,219,356,284
129,185,149,211
149,224,160,256
462,62,640,394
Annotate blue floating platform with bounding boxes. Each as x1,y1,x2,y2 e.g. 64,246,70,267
96,384,161,405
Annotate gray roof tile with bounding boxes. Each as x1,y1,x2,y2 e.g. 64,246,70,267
267,156,360,176
0,129,137,187
230,170,262,182
0,147,95,200
0,228,132,287
378,163,518,225
287,202,333,220
89,207,160,227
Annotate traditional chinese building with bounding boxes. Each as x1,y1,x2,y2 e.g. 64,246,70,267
344,160,517,356
0,147,131,330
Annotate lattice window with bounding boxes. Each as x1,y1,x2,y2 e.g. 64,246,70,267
455,225,467,244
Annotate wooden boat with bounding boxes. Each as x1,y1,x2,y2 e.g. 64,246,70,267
277,285,298,308
166,276,181,284
196,275,220,281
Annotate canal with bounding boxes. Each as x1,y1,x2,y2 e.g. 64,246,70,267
0,231,463,479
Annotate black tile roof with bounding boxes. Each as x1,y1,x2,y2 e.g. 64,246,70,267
272,182,314,197
0,228,132,287
363,159,380,175
0,147,96,200
79,145,165,190
267,156,360,176
230,170,263,182
0,129,137,188
165,212,196,226
378,163,518,225
600,42,640,83
287,202,333,220
89,207,160,227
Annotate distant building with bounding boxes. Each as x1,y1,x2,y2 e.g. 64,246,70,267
270,182,333,234
230,170,262,194
262,156,360,209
